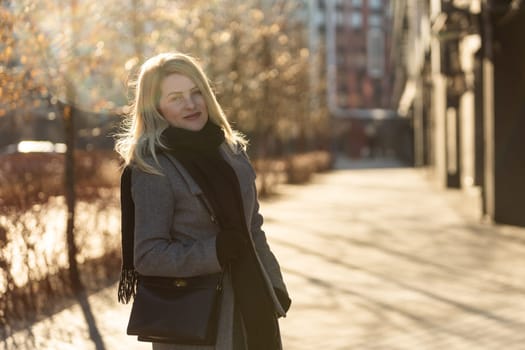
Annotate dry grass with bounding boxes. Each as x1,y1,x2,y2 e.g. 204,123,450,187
0,151,121,337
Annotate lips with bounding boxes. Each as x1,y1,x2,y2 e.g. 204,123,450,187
183,112,200,120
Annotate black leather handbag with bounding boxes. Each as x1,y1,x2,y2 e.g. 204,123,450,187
126,272,223,345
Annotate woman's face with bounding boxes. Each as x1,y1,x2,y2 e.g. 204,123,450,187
158,73,209,131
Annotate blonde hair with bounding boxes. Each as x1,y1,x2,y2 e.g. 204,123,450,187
115,52,246,174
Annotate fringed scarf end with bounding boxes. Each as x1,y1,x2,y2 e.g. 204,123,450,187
118,269,138,304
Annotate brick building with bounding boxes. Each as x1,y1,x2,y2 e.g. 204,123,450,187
313,0,395,117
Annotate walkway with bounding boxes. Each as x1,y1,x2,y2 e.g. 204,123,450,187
270,158,525,349
4,158,525,349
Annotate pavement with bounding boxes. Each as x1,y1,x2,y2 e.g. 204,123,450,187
4,157,525,350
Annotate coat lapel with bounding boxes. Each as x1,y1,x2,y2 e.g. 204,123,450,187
162,144,255,226
161,153,203,195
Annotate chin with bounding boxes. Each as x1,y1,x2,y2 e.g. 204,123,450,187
185,119,207,131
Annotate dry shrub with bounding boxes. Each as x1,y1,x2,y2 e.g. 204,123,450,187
253,151,333,195
253,158,287,197
285,151,333,184
0,151,120,211
74,150,121,200
0,153,63,211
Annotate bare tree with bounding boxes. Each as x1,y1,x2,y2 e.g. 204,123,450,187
64,0,82,293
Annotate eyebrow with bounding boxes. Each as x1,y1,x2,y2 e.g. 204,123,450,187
166,86,200,98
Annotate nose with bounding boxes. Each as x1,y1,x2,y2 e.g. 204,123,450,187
183,93,195,109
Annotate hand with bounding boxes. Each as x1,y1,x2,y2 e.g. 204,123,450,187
215,228,244,267
273,288,291,313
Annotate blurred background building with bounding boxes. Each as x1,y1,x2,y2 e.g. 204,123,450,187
305,0,414,161
308,0,394,114
391,0,525,227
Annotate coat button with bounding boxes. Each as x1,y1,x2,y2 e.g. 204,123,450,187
173,279,188,288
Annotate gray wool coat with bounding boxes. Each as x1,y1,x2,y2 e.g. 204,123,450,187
131,143,289,350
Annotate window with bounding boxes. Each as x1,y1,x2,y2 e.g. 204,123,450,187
337,12,345,26
369,14,382,27
352,0,362,7
350,12,362,29
367,28,385,78
369,0,382,10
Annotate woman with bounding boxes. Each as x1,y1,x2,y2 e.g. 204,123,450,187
115,52,291,350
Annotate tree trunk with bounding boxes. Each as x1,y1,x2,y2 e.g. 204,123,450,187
65,0,82,293
64,103,82,292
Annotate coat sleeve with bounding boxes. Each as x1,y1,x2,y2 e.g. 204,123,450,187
250,181,289,296
131,166,221,277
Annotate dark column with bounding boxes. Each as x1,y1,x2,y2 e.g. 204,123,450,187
491,6,525,226
473,49,485,189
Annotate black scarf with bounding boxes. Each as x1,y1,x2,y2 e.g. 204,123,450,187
119,121,280,350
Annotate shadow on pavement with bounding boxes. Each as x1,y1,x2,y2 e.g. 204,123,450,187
280,266,483,343
0,290,107,350
293,217,525,295
77,290,106,350
272,233,522,329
